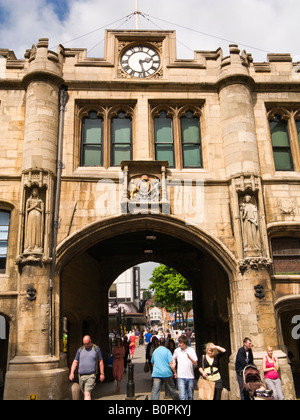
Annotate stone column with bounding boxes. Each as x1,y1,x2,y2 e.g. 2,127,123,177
219,47,295,399
4,39,68,400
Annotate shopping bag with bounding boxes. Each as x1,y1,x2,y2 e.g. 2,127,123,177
198,378,215,400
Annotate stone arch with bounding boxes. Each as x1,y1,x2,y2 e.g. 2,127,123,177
56,213,237,276
56,213,238,390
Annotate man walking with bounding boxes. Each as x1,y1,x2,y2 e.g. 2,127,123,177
235,337,254,400
151,338,179,400
69,335,105,400
172,335,198,400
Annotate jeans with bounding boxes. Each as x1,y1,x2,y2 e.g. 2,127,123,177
237,373,250,400
177,378,194,400
151,377,180,400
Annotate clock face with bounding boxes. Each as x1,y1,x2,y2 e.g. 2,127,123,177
120,45,161,78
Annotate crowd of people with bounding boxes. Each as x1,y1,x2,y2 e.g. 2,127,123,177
68,330,285,401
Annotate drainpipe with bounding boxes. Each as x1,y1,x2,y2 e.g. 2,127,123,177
49,86,69,357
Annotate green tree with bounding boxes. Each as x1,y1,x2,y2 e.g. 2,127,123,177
148,264,192,321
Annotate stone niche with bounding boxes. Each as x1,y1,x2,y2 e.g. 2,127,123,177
120,160,170,215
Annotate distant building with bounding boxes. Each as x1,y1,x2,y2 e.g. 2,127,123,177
108,266,146,331
149,307,163,325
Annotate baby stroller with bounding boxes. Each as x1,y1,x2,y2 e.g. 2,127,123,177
242,365,274,400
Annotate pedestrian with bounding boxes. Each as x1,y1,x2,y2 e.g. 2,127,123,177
151,338,180,400
69,335,105,400
144,328,152,351
129,330,136,360
112,337,125,392
185,329,192,347
147,335,159,373
123,335,130,372
262,346,285,400
235,337,254,400
199,342,226,400
172,335,198,400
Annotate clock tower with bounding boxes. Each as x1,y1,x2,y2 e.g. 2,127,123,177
105,30,176,80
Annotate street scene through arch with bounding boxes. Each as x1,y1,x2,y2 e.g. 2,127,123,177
59,217,232,392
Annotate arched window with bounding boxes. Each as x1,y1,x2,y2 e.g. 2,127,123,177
111,111,132,166
0,211,10,273
181,110,202,168
154,110,174,167
81,111,103,166
269,115,293,171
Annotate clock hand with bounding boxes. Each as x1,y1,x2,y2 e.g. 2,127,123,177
139,59,146,76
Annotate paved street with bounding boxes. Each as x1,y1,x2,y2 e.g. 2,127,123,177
92,343,205,401
93,344,153,400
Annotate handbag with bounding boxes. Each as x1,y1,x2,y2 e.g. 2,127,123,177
144,361,150,373
198,355,215,400
198,377,215,400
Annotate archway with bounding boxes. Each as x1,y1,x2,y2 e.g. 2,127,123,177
57,214,236,390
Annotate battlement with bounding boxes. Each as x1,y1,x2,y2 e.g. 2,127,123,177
0,33,299,87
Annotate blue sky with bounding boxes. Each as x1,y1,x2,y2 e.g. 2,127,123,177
1,0,300,61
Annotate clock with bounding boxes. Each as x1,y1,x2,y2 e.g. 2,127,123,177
120,45,161,78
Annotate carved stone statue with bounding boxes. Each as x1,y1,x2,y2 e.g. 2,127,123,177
129,175,160,202
240,195,260,252
24,187,44,254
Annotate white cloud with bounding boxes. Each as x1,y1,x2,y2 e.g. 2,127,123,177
0,0,300,61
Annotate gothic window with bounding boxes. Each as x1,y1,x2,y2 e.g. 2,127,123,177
269,115,294,171
111,111,132,166
79,104,135,168
81,111,103,166
271,237,300,274
181,111,202,168
0,211,10,273
154,110,175,167
152,105,203,169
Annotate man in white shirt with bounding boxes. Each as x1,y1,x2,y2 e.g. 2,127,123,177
172,335,198,400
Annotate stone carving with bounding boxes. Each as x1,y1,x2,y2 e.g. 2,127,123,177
24,187,44,254
129,175,160,203
278,198,295,216
240,195,260,252
239,257,272,273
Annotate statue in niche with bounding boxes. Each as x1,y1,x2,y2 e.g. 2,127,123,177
24,187,44,254
240,195,260,252
129,175,160,202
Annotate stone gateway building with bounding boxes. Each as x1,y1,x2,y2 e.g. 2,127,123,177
1,29,300,399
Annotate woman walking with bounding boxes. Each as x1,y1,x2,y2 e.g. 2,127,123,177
112,338,125,392
129,330,136,360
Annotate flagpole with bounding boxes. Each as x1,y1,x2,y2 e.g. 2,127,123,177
135,0,139,30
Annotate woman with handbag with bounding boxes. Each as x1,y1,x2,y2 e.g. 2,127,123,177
198,343,226,400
